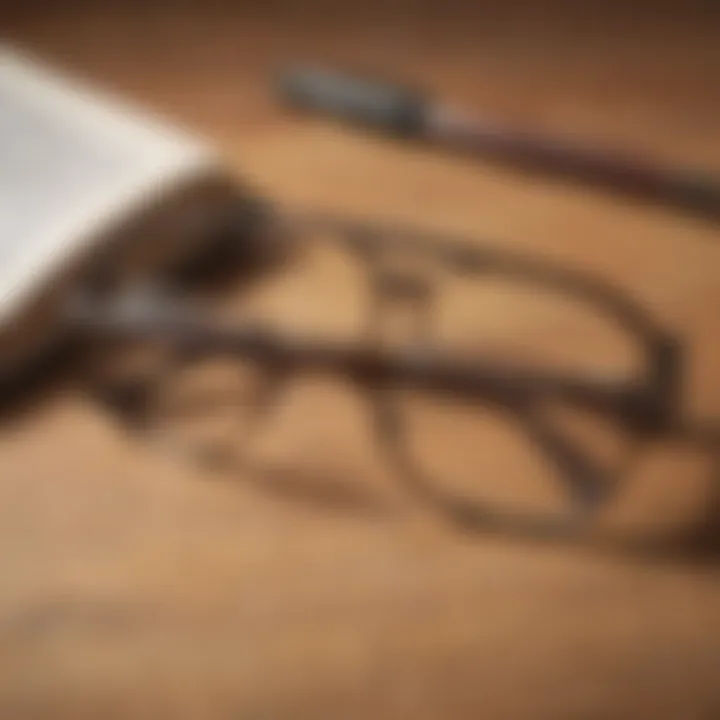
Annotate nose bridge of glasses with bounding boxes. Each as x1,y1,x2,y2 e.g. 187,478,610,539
367,262,435,346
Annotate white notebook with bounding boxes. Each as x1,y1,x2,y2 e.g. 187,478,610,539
0,44,234,376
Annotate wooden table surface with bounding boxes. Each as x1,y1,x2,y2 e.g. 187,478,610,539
1,3,719,718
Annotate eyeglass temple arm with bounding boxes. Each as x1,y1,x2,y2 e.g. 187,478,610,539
69,292,672,435
283,211,683,426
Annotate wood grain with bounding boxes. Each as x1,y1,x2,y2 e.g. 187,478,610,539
1,3,719,718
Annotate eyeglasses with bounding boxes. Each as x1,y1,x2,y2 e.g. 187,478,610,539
75,209,720,556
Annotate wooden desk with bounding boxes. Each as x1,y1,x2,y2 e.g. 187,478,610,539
1,3,719,718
